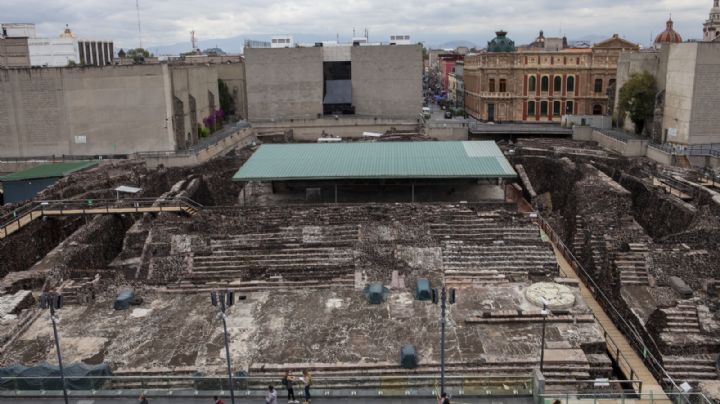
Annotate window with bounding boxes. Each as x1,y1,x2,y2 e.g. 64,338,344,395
499,79,507,92
576,57,580,65
593,104,603,115
567,76,575,92
524,56,528,65
594,79,603,93
540,101,548,116
528,76,536,92
541,76,549,92
527,101,536,117
563,56,567,65
553,101,561,115
566,101,574,114
554,76,562,92
489,79,495,92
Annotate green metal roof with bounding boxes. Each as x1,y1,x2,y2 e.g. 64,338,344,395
233,141,516,181
0,161,99,182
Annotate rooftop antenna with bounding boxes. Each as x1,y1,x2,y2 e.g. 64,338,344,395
135,0,143,48
191,30,198,51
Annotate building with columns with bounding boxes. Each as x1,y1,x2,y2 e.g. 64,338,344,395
464,31,639,122
704,0,720,41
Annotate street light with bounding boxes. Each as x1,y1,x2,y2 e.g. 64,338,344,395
432,286,456,396
539,297,549,373
210,290,236,404
38,292,68,404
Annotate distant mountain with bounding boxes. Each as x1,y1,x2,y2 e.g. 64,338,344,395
434,40,478,50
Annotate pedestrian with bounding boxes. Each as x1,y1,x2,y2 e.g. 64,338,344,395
282,370,298,403
138,394,148,404
552,400,562,404
438,392,450,404
214,395,225,404
266,385,278,404
301,369,312,404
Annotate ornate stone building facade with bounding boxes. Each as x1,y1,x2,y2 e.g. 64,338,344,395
703,0,720,41
464,32,639,122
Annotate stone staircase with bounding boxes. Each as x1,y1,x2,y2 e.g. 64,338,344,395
616,243,651,286
442,242,557,282
662,355,718,384
661,300,702,334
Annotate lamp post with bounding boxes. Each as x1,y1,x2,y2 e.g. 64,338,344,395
539,297,549,373
39,292,68,404
211,290,236,404
432,285,456,396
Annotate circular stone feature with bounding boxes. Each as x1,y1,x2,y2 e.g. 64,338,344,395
524,282,575,309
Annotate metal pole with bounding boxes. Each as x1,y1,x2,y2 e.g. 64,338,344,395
334,184,338,203
221,306,236,404
540,303,546,373
411,184,415,203
50,305,69,404
440,286,446,395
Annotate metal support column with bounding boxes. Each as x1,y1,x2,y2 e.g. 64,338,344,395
49,301,68,404
411,184,415,203
334,184,338,203
440,286,446,395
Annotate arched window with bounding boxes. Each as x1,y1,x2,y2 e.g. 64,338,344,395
593,104,603,115
567,76,575,92
553,101,561,115
541,76,549,92
565,101,574,114
554,76,562,92
527,101,536,117
540,101,548,116
528,76,536,92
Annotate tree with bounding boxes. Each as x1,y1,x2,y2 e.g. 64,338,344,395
125,48,153,63
66,60,78,67
218,79,236,117
618,71,656,134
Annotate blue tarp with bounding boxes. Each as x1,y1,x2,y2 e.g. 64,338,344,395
416,278,431,301
400,345,418,369
113,288,135,310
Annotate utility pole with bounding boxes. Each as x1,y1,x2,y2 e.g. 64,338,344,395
432,285,456,396
136,0,143,49
211,290,236,404
39,293,68,404
539,297,549,373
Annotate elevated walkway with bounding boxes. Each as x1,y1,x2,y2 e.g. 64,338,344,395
535,217,670,401
0,197,201,239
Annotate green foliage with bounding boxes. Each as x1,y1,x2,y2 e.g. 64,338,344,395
66,60,78,67
218,79,236,117
126,48,153,63
618,72,656,134
197,124,210,138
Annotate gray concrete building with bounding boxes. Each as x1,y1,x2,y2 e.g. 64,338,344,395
244,44,422,121
0,37,30,68
0,64,222,157
615,42,720,145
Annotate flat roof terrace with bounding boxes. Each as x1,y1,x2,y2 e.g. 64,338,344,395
232,141,517,182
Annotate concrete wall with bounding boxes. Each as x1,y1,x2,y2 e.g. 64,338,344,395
351,45,423,117
171,65,219,149
245,47,323,121
572,127,648,156
251,116,421,141
215,63,248,120
0,37,30,67
0,66,176,157
688,42,720,145
662,43,697,145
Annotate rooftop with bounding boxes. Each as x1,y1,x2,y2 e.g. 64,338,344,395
232,141,517,182
0,161,98,182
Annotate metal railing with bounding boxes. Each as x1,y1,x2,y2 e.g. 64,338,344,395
0,374,534,398
534,215,682,395
541,392,714,404
1,197,203,238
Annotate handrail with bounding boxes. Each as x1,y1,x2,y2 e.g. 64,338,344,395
1,197,203,237
541,392,714,404
534,215,682,394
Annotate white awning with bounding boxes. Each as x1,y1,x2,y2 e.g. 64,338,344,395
114,185,142,194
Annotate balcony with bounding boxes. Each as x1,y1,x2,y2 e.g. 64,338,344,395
477,91,514,99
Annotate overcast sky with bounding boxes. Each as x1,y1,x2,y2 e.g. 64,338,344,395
4,0,715,51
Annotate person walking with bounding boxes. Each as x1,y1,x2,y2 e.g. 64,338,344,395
437,392,450,404
213,395,225,404
282,370,298,403
301,369,312,404
266,385,278,404
138,394,149,404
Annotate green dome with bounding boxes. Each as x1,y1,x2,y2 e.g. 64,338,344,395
487,30,516,52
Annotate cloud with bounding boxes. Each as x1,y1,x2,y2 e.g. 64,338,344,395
3,0,712,50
